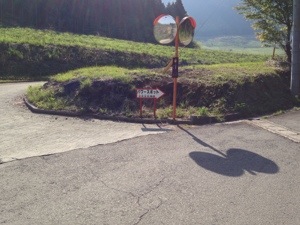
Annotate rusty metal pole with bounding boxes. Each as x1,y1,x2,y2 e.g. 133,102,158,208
173,16,180,120
291,0,300,96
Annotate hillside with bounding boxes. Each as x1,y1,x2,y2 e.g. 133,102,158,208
0,27,267,81
0,28,294,121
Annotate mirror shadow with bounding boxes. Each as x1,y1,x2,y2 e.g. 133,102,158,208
177,125,279,177
189,149,279,177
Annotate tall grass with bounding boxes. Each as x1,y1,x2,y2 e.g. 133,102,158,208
26,85,68,110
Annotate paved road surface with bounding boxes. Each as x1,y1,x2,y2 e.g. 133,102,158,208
0,82,299,225
0,82,171,163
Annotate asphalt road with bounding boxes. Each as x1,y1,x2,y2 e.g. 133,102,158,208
0,82,299,225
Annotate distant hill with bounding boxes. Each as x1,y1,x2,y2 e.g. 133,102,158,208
163,0,255,40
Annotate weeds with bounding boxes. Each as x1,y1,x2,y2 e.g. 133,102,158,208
157,106,212,119
80,78,93,89
26,85,68,110
195,107,210,116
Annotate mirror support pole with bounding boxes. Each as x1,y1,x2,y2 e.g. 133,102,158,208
173,16,180,120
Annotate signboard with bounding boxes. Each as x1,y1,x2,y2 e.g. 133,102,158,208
172,57,179,78
136,88,165,118
136,88,165,99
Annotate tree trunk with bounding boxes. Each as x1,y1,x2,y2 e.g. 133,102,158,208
285,42,292,64
286,23,292,64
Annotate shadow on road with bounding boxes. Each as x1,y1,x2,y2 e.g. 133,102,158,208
141,123,173,132
178,125,279,177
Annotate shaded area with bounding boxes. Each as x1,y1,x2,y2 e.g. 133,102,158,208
0,43,168,79
141,124,173,132
189,149,279,177
178,125,279,177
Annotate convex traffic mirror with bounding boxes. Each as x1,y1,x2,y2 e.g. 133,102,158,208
178,16,197,46
153,14,196,46
153,14,177,44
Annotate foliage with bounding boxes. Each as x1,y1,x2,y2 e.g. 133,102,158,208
195,107,210,116
26,85,68,110
165,0,187,19
235,0,293,62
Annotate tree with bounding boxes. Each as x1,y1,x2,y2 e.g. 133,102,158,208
0,0,173,43
166,0,187,19
236,0,293,63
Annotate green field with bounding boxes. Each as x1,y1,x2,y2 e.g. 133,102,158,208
200,36,285,56
202,46,284,56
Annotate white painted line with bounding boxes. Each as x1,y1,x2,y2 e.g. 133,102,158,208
247,119,300,143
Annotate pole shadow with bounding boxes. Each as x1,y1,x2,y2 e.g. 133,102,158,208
141,123,173,132
178,125,279,177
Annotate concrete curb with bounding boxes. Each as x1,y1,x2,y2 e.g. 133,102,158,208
24,98,242,125
24,97,83,117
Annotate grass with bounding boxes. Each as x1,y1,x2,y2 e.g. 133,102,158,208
156,106,223,120
181,61,278,86
52,66,158,83
26,85,69,110
25,62,285,119
200,36,286,58
50,62,278,86
202,45,285,56
0,27,269,65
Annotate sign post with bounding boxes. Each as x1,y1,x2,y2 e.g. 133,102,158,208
291,0,300,96
172,16,180,120
136,88,165,118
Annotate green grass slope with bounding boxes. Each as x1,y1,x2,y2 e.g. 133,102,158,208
0,28,269,81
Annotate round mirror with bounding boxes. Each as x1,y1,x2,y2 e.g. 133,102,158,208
179,17,197,46
153,14,177,44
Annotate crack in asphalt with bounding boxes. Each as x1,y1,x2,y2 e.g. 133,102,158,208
133,177,166,225
136,177,166,208
89,166,166,225
133,197,163,225
99,179,137,199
